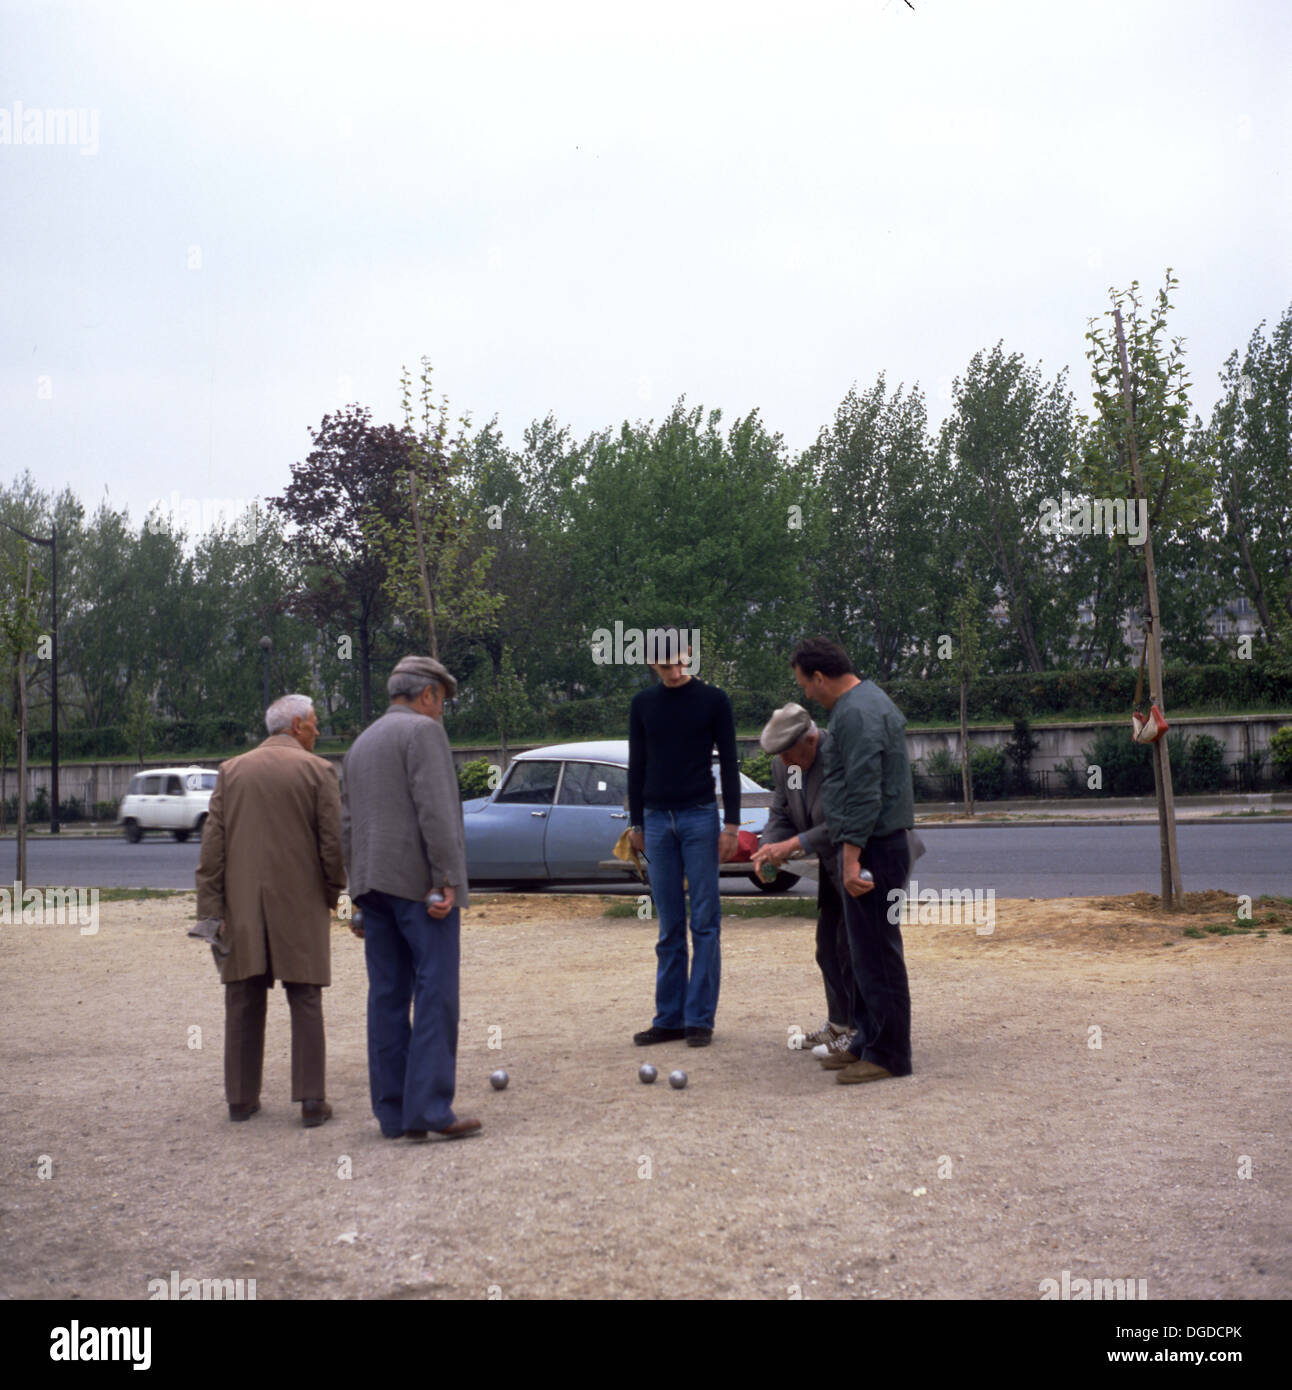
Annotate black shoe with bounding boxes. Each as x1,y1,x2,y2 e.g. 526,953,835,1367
228,1101,260,1121
633,1026,686,1045
685,1027,713,1047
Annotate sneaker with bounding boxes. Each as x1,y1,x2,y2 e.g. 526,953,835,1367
819,1032,860,1069
633,1026,686,1045
802,1020,847,1050
812,1028,856,1060
685,1027,713,1047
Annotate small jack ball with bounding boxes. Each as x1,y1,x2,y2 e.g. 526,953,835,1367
668,1069,688,1090
638,1064,658,1084
489,1069,509,1091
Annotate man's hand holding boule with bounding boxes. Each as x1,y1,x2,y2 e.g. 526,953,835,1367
426,885,456,920
718,825,740,863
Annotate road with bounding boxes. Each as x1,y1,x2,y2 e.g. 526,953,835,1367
6,822,1290,898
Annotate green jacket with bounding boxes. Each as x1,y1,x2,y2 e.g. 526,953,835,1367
822,680,915,849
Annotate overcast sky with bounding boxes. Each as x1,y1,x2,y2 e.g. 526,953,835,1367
3,0,1289,531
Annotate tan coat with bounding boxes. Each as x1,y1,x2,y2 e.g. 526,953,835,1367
196,734,346,985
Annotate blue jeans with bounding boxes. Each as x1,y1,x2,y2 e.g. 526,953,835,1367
358,890,460,1135
644,802,722,1030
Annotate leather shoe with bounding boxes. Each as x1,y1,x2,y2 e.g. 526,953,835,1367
301,1098,333,1128
405,1117,482,1141
228,1101,260,1121
685,1027,713,1047
633,1026,686,1045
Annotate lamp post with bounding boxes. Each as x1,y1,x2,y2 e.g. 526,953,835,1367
259,635,272,708
2,520,59,834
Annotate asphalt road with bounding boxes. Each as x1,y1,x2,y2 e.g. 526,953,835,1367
6,822,1290,898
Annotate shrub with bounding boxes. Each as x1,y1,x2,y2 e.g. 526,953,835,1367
921,747,958,778
28,787,50,822
1270,726,1292,782
1081,727,1155,796
969,744,1008,800
94,800,119,821
1054,757,1084,795
56,797,84,823
1003,717,1040,794
741,751,773,788
458,758,496,800
1184,734,1226,793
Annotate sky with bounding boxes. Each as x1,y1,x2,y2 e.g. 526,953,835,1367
2,0,1290,532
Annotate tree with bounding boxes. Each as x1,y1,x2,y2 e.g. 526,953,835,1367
1205,301,1292,648
801,377,935,681
370,359,504,666
272,406,411,725
1084,271,1206,908
950,578,985,815
938,345,1082,672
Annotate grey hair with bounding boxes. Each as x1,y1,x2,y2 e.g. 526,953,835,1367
387,670,442,701
266,693,314,735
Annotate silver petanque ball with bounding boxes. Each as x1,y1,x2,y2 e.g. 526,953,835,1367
668,1069,688,1090
489,1069,509,1091
638,1064,658,1084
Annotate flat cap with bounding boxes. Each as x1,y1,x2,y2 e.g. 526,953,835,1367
759,702,813,754
389,653,458,700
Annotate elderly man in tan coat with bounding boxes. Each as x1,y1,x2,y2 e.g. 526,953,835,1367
197,693,346,1126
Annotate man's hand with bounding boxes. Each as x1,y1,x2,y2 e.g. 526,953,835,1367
718,825,740,863
752,838,797,874
843,867,875,898
426,885,456,920
628,829,645,854
349,908,365,940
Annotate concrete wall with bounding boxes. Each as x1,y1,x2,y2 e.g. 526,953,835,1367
13,714,1289,812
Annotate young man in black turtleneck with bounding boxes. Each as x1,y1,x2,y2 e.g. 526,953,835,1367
627,628,741,1048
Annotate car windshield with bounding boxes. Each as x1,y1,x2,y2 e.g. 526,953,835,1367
712,763,766,793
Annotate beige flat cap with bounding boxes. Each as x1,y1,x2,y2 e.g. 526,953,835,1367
389,653,459,700
760,702,813,754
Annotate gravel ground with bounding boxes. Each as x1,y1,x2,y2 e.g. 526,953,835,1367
1,891,1289,1301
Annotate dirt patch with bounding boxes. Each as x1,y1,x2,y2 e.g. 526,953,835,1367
1,892,1289,1301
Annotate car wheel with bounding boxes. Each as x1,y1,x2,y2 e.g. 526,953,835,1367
123,820,142,844
172,829,190,843
748,870,800,893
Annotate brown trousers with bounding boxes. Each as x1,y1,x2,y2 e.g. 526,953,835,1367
224,969,325,1105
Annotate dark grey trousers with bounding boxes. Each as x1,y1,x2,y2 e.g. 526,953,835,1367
224,970,325,1105
816,869,855,1026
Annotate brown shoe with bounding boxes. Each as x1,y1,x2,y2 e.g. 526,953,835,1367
301,1099,333,1128
406,1117,482,1142
228,1101,260,1121
836,1059,894,1085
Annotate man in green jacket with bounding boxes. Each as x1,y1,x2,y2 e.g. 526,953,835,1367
791,637,915,1085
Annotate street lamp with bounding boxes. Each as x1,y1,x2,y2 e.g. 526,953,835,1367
2,520,59,834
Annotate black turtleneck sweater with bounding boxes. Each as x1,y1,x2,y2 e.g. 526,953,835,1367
628,677,741,826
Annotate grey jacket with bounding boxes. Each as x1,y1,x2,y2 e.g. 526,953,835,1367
760,730,840,885
341,704,470,908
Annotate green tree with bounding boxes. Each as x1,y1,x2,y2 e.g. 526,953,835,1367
800,376,935,680
1204,300,1292,648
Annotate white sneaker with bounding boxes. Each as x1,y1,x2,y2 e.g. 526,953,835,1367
813,1028,855,1059
801,1019,842,1049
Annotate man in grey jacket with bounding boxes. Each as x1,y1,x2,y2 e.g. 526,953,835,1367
751,703,857,1059
342,655,480,1141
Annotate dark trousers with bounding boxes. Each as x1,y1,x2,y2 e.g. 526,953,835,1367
359,890,460,1136
815,870,854,1026
840,829,913,1076
224,971,325,1105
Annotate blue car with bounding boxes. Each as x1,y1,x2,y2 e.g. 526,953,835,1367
462,740,800,892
